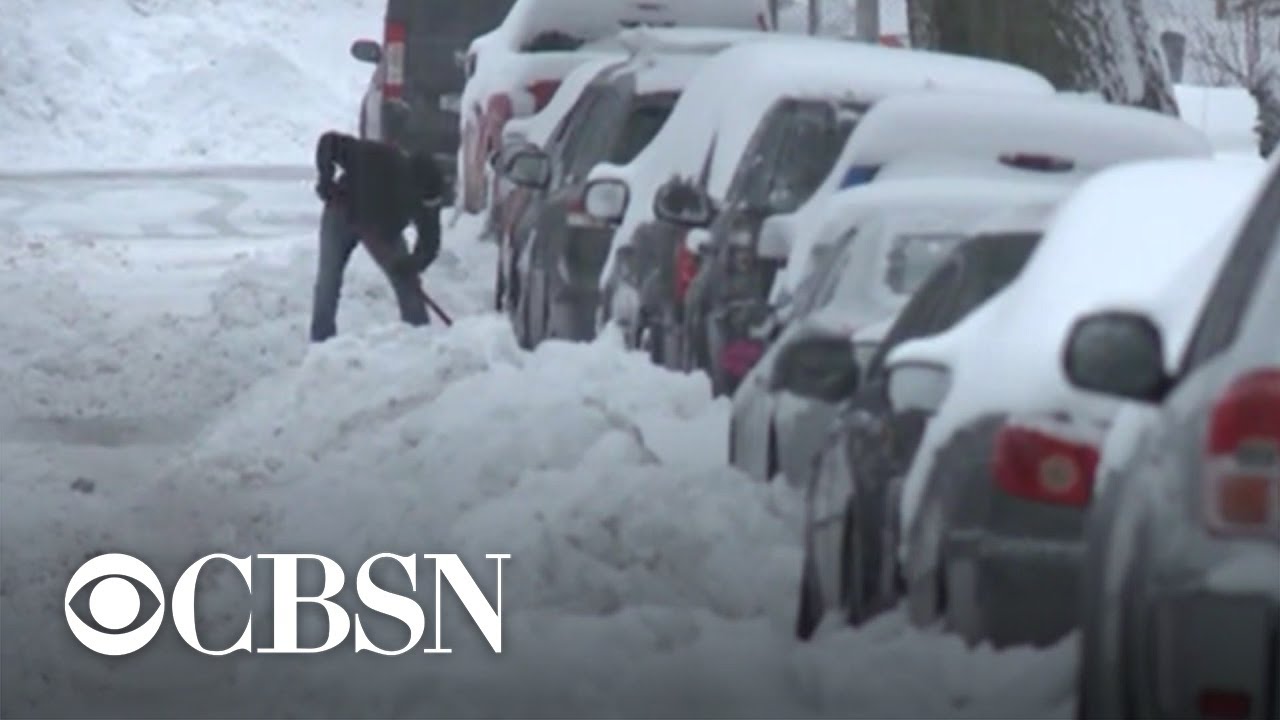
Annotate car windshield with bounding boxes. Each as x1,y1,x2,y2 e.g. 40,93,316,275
610,95,678,164
882,233,966,295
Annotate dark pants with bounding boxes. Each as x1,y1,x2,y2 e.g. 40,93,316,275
310,202,430,343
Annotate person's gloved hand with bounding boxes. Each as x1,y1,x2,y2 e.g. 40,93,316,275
315,177,339,203
392,249,433,275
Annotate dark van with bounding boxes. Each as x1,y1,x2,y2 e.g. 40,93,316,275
350,0,517,188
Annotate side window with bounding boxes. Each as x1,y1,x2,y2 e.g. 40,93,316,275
564,90,625,183
728,104,792,208
864,257,964,381
1181,168,1280,372
550,88,604,160
762,101,844,214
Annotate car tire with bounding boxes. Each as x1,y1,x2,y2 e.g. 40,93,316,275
766,426,780,482
840,497,869,625
795,546,824,641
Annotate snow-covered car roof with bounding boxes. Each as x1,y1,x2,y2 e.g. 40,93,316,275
770,95,1212,299
502,29,768,149
593,36,1054,287
889,157,1267,533
840,90,1214,171
780,172,1074,302
787,177,1073,319
483,0,771,53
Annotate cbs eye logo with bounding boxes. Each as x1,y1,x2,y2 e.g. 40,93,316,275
64,554,165,656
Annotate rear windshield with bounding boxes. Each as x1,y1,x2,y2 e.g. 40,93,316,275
882,233,967,295
960,231,1042,305
610,95,678,164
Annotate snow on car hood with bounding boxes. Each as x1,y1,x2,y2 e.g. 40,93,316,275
592,37,1055,290
890,157,1268,538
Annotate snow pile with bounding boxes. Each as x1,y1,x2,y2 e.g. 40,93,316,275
5,313,1074,718
1175,84,1261,156
0,0,381,170
2,221,1073,718
0,217,494,428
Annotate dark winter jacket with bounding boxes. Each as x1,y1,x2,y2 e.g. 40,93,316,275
315,131,444,265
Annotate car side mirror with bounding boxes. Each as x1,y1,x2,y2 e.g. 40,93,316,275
351,39,382,65
1062,311,1171,403
770,334,861,403
584,178,630,225
501,147,552,190
886,361,951,414
653,180,715,228
757,214,795,262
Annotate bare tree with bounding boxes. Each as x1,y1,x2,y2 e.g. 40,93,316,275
905,0,1179,115
1157,0,1280,154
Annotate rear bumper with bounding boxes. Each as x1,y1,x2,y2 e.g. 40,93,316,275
947,529,1082,648
1145,590,1280,719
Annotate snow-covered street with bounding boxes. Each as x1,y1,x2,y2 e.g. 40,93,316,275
0,168,1074,717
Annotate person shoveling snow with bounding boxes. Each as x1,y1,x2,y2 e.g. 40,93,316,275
310,130,449,342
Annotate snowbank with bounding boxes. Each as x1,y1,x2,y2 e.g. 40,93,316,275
0,0,382,170
1,218,1073,718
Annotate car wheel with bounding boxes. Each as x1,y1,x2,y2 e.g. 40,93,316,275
795,545,824,641
839,498,870,625
905,493,948,628
766,426,780,482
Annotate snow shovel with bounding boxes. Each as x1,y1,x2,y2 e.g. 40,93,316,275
356,231,453,327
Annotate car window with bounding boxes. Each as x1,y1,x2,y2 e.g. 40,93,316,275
729,105,792,209
609,94,678,165
1181,165,1280,373
864,256,965,381
935,232,1041,329
563,90,626,182
550,87,605,154
882,233,966,296
757,101,858,215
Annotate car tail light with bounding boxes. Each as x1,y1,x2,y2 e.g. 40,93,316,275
1198,688,1252,719
383,20,406,100
993,424,1100,507
998,153,1076,173
674,236,698,302
1203,368,1280,536
526,80,560,112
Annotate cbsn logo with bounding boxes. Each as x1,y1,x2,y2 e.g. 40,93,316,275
65,553,509,657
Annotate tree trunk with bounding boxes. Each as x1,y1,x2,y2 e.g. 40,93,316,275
905,0,1179,115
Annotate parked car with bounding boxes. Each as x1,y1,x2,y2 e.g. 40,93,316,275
884,158,1258,652
1066,157,1277,719
350,0,516,193
726,177,1073,492
795,204,1061,640
457,0,772,215
763,91,1227,371
581,40,1054,393
493,29,773,347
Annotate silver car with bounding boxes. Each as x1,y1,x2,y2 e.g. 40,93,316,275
728,178,1068,488
1066,156,1280,720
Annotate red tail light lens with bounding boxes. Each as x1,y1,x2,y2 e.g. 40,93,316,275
383,21,406,99
1203,367,1280,535
674,236,698,302
526,80,561,112
993,425,1100,507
